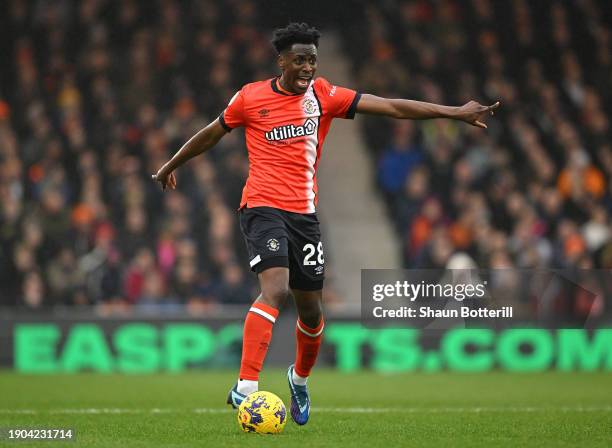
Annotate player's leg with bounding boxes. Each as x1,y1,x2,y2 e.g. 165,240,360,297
292,288,324,379
228,266,291,408
238,266,290,386
286,288,324,425
228,207,292,408
284,211,325,424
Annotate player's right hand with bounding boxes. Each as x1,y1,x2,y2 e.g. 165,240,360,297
456,100,500,129
151,168,176,191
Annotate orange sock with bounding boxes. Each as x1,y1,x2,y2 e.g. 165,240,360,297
294,317,324,378
239,302,280,381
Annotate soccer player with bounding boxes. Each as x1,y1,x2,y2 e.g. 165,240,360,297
152,22,499,425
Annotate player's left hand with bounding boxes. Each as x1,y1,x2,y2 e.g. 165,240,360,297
151,166,176,191
455,100,500,129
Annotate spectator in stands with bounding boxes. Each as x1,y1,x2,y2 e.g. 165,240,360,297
377,121,424,200
344,0,611,270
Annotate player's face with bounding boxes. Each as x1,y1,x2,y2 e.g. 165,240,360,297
279,43,318,94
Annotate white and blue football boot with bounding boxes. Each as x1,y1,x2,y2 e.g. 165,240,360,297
226,383,247,409
287,364,310,425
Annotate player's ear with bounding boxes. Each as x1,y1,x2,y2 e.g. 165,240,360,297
277,53,285,71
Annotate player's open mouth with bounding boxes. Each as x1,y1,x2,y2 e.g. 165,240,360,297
296,78,311,88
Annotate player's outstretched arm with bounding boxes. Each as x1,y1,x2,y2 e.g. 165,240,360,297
355,94,500,129
152,118,227,190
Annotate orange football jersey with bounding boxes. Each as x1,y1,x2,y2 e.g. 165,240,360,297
220,77,361,213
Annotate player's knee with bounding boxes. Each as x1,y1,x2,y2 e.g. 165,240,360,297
260,285,290,308
258,267,290,308
259,275,290,308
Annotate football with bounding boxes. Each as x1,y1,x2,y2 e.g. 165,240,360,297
237,391,287,434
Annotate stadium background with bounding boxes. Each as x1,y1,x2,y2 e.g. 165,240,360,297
1,1,611,446
0,0,611,372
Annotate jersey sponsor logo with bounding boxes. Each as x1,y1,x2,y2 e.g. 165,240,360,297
264,118,317,142
302,97,317,115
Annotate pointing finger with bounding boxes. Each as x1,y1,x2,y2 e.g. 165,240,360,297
474,120,487,129
488,101,500,110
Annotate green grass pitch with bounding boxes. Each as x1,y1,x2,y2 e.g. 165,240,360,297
0,370,610,447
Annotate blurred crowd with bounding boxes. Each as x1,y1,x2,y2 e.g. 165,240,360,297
0,0,276,309
342,0,611,270
1,0,610,311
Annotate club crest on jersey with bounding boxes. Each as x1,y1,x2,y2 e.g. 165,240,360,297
265,118,317,142
267,238,280,252
302,97,318,115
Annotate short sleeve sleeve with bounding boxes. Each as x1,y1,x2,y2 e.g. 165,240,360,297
315,78,361,119
219,89,246,131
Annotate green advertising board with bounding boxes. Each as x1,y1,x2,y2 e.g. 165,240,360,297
9,322,612,373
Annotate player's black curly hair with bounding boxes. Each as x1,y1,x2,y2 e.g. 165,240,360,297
271,22,321,54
